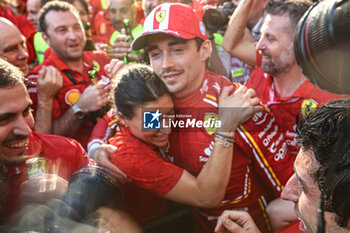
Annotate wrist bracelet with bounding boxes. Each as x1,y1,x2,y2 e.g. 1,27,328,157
214,139,234,147
215,132,236,142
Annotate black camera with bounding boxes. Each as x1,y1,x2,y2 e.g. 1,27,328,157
203,1,236,33
5,166,123,233
294,0,350,94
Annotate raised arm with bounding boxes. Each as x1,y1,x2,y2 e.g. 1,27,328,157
222,0,258,66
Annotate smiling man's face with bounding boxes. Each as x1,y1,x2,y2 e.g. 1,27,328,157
0,84,34,165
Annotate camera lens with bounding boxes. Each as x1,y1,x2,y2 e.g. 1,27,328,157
61,166,123,221
294,0,350,94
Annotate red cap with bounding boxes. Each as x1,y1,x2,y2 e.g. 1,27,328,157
132,3,207,50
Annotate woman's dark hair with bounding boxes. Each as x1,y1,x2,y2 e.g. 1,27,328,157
112,63,170,119
296,97,350,227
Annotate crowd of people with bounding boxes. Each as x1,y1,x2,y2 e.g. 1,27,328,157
0,0,349,232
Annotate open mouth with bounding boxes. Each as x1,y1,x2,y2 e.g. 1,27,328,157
3,139,29,155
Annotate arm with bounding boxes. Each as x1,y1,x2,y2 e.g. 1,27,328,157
34,66,63,134
222,0,257,66
207,35,228,77
266,197,297,231
164,86,264,208
53,82,109,137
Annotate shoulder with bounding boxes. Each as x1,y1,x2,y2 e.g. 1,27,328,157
32,132,86,156
305,81,348,104
109,130,152,154
84,50,110,64
205,71,233,93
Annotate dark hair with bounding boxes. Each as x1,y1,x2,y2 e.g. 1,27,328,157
38,0,80,34
266,0,312,35
0,58,25,88
113,63,170,119
195,37,204,51
296,97,350,227
63,0,89,15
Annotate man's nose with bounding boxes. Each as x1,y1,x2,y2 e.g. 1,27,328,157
162,52,174,70
281,174,302,203
13,115,32,138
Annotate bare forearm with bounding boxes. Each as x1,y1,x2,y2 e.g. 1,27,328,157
208,40,228,77
53,108,84,137
223,0,254,50
195,138,234,207
34,98,54,134
223,0,256,66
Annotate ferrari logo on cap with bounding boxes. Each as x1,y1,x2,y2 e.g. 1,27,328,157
156,11,166,23
301,99,318,118
65,89,81,106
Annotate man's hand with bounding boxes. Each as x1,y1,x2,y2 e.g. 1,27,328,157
105,59,125,79
20,174,68,206
93,144,130,183
75,81,109,113
103,29,140,61
218,85,263,133
37,66,63,101
215,210,261,233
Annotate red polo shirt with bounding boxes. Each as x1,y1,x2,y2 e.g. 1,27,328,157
27,48,111,147
246,52,346,156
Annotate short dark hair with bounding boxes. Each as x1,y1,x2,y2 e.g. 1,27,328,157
296,97,350,227
38,0,80,34
0,58,25,88
266,0,312,35
63,0,89,15
112,63,170,119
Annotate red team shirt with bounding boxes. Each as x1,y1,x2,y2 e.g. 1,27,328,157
4,131,91,224
169,71,293,232
27,48,111,147
108,127,183,224
246,52,346,156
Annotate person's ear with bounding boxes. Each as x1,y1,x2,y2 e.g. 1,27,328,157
199,39,212,61
116,112,128,127
42,33,51,47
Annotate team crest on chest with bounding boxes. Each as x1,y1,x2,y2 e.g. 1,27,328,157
301,98,318,118
203,113,218,135
65,89,81,106
156,11,166,23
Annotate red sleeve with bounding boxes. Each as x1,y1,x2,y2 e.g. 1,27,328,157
236,107,294,197
109,140,183,197
88,110,112,143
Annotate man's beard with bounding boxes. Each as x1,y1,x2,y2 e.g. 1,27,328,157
261,46,295,76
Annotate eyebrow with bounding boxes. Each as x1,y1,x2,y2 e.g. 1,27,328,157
147,39,187,52
293,163,308,192
0,103,32,118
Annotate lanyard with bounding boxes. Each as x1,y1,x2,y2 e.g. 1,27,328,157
63,70,77,85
